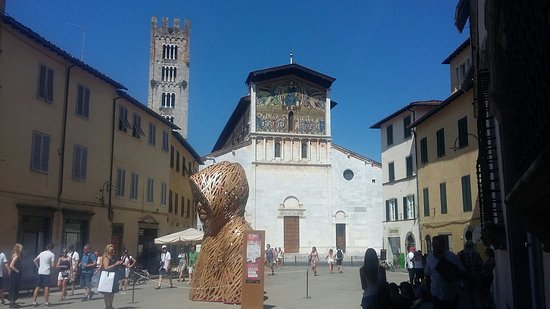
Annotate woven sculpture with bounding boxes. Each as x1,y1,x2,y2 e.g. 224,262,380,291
189,161,251,304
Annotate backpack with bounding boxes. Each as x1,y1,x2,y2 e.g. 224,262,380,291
336,249,343,259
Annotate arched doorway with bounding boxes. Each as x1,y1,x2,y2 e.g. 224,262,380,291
405,232,416,252
335,211,346,252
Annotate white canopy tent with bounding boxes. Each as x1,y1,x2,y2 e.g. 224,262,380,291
154,228,204,245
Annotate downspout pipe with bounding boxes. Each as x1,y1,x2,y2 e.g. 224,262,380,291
109,96,123,221
58,64,77,203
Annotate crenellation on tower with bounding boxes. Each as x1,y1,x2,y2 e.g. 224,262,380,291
148,16,191,139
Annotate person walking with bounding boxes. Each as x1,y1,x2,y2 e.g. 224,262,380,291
0,250,10,306
265,244,275,276
335,246,344,273
413,250,425,286
8,243,23,308
177,247,187,282
156,245,172,289
325,249,335,274
276,247,284,268
359,248,388,309
80,244,96,301
481,247,495,309
32,243,55,307
119,249,136,291
309,247,319,276
425,236,466,309
56,249,71,301
101,244,123,309
406,246,415,285
186,245,198,285
67,245,79,296
458,240,484,308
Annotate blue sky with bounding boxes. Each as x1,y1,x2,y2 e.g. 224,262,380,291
5,0,467,161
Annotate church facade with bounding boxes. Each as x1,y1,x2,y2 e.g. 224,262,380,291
202,63,383,255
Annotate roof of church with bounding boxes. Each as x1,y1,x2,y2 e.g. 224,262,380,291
246,63,336,89
370,100,442,129
212,96,251,152
1,14,127,90
332,143,381,167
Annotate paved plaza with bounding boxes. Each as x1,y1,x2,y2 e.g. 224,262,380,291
5,266,410,309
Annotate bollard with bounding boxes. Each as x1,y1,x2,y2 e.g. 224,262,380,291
306,269,309,299
351,256,353,266
131,276,136,303
294,255,297,266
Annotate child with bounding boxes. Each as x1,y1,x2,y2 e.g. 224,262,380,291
326,249,335,274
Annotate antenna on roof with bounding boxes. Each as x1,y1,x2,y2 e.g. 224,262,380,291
68,22,86,60
290,50,293,64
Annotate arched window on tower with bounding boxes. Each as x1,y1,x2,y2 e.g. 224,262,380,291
175,46,178,59
173,67,177,80
288,111,294,132
161,93,166,107
171,93,176,108
162,45,166,59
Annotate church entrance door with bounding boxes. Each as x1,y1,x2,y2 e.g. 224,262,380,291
284,216,299,253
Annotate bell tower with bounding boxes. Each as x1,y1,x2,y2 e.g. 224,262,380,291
148,16,190,138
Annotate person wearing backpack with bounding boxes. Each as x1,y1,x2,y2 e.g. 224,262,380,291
335,246,344,274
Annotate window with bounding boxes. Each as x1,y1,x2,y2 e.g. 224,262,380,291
118,105,131,132
301,142,308,159
146,178,154,203
386,124,393,146
440,183,448,214
403,195,415,220
38,64,54,102
181,196,184,217
160,183,167,205
343,169,354,181
423,188,430,216
76,84,90,118
161,66,177,82
186,199,191,218
436,128,446,158
188,162,192,175
161,92,176,108
175,193,179,214
420,137,428,164
130,173,138,200
182,157,186,176
170,146,174,168
406,156,413,177
148,123,156,145
162,44,178,60
132,114,145,138
176,151,180,172
462,175,472,211
403,115,412,139
162,131,169,151
169,190,173,213
274,141,281,158
458,117,468,148
388,162,395,182
72,144,88,181
116,169,125,197
386,199,397,221
288,112,295,132
30,131,50,173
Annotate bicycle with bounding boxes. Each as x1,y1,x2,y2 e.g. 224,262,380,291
128,267,150,285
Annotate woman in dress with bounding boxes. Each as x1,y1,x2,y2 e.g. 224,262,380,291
309,247,319,276
101,244,123,309
8,243,23,308
276,247,284,268
177,247,187,282
360,248,388,309
56,249,71,301
326,249,335,274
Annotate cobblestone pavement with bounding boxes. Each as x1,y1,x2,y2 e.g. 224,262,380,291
5,266,410,309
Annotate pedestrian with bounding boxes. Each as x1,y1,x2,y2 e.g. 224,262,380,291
8,243,23,308
481,247,495,309
91,249,103,295
56,249,71,301
359,248,388,309
276,247,284,268
119,249,136,291
177,247,187,282
309,247,319,276
67,245,79,296
156,245,173,289
32,243,55,307
101,244,123,309
413,250,425,286
265,244,275,276
458,240,484,308
335,246,344,273
186,245,198,285
80,244,96,301
424,236,466,309
325,249,335,274
406,246,415,284
0,250,10,305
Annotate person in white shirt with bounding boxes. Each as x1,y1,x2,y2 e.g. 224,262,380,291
406,246,415,284
68,245,80,296
155,245,172,289
0,251,10,305
32,243,55,307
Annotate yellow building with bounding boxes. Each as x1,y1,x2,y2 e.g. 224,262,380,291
0,13,201,281
411,40,481,254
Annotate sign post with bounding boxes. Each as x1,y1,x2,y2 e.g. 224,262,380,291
241,230,265,309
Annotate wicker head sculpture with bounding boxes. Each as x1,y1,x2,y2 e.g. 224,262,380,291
189,161,251,304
